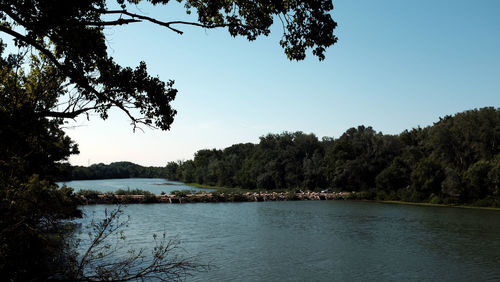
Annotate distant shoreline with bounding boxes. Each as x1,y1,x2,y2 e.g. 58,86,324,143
152,182,179,186
75,192,500,211
377,200,500,211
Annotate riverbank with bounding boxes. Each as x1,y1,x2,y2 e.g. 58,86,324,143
379,200,500,211
76,191,357,205
75,191,500,210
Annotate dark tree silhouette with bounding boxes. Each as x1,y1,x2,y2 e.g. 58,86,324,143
0,1,338,279
0,0,338,130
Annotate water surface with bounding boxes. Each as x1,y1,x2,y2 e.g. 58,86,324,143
58,178,211,194
78,201,500,281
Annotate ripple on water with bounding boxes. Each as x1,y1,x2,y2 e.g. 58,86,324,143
77,201,500,281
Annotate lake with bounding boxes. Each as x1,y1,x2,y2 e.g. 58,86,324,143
77,200,500,281
58,178,212,194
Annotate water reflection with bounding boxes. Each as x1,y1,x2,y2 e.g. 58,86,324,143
77,201,500,281
58,178,213,194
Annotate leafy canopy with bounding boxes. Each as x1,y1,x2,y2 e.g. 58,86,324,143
0,0,338,130
0,1,338,279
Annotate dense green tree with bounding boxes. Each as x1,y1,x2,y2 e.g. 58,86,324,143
178,160,196,183
463,160,493,201
0,44,81,280
488,154,500,198
165,161,180,180
53,107,500,208
221,143,255,187
426,108,500,200
409,158,445,201
0,46,78,185
154,107,500,205
62,161,167,180
303,150,327,189
58,108,500,206
375,156,411,192
440,166,463,200
323,126,400,191
239,132,323,190
428,108,500,172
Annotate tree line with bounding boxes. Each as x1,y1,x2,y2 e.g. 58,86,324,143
59,161,166,180
153,107,499,206
61,107,500,207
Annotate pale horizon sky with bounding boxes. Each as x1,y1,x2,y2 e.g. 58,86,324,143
65,0,500,167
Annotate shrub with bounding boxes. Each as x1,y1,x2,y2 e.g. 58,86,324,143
77,189,101,200
115,188,154,196
428,193,442,204
286,191,299,200
170,190,195,197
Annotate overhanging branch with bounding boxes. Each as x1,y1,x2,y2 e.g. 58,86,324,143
0,25,65,71
96,9,253,35
39,107,98,119
0,26,148,127
84,18,141,26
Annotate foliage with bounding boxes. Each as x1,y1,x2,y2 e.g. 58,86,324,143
114,188,155,196
77,189,102,201
60,161,168,181
0,44,82,280
0,175,81,280
61,107,500,206
64,162,166,180
170,189,197,197
0,0,338,130
427,108,500,172
0,44,79,185
463,160,493,201
376,157,411,192
157,108,500,205
410,158,444,197
488,154,500,197
324,126,400,191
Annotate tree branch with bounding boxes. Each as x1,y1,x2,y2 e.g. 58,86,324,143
0,25,65,71
97,9,184,34
39,107,98,119
0,25,152,129
84,18,141,26
96,9,253,35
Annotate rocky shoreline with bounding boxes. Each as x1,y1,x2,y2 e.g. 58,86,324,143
77,191,357,205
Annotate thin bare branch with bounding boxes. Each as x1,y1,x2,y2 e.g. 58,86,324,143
75,207,207,281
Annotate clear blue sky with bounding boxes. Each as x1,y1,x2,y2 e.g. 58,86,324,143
66,0,500,166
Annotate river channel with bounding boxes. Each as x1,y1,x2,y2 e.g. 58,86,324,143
77,200,500,281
